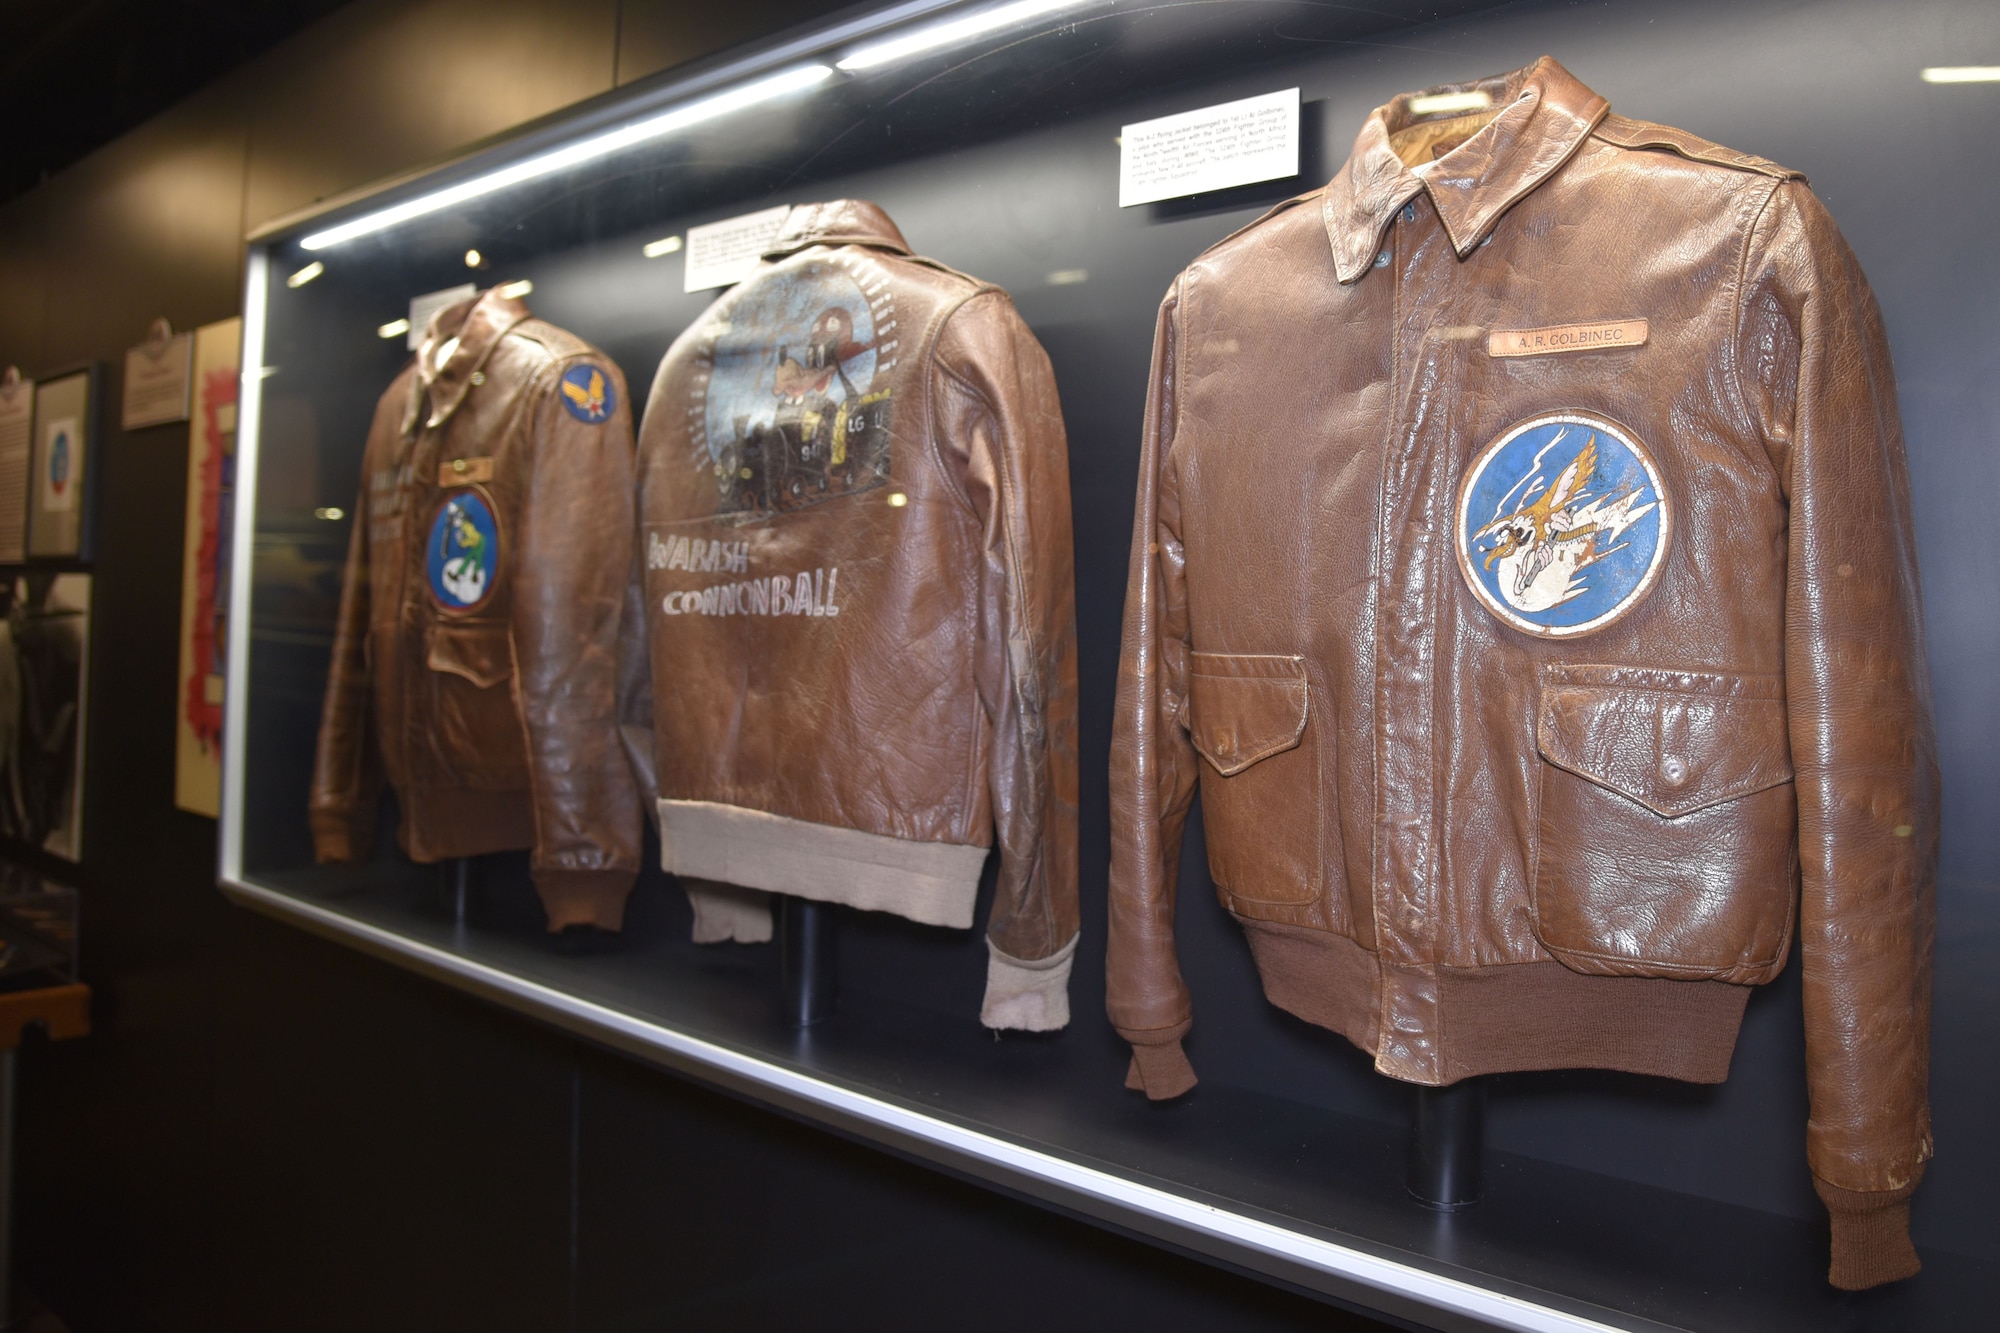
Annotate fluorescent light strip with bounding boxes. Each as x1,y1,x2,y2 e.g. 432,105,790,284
301,65,833,250
1921,66,2000,83
837,0,1089,71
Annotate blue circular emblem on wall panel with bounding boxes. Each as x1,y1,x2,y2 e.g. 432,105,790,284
427,488,501,612
1454,411,1670,638
559,363,614,423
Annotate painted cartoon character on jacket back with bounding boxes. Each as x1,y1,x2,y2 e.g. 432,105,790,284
696,257,898,519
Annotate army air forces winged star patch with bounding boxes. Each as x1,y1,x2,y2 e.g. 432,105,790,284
559,363,614,424
1454,411,1670,638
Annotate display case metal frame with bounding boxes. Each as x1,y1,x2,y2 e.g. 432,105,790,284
215,1,1997,1328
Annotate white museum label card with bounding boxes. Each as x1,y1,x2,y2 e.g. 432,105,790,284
122,327,194,429
407,284,478,350
1119,88,1300,207
684,205,791,293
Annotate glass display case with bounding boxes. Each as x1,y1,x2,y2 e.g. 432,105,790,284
0,865,77,990
220,1,2000,1327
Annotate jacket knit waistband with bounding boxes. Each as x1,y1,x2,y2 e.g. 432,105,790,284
658,799,988,928
1238,917,1752,1084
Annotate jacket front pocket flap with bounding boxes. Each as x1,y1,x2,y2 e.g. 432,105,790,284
1538,668,1792,818
1187,653,1308,776
426,621,514,689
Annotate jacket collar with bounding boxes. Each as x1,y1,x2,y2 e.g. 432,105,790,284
1321,56,1609,284
763,200,913,259
403,287,531,434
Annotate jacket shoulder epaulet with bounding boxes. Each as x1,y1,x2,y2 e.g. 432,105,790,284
1592,114,1803,182
1195,189,1320,263
511,320,588,360
900,253,992,297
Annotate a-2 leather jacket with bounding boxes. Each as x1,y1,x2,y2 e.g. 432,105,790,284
311,289,642,931
1107,58,1936,1289
626,200,1081,1029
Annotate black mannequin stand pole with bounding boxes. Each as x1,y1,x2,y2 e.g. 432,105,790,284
780,896,836,1028
1407,1077,1486,1210
439,857,475,925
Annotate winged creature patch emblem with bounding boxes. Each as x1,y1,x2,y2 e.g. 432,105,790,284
559,363,614,424
426,489,500,612
1455,412,1670,638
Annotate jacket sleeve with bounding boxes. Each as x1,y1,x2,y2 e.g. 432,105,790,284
933,289,1081,1031
1105,280,1201,1098
308,479,381,862
1742,178,1938,1290
513,355,643,930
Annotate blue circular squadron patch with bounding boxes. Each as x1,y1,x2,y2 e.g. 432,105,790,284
48,429,69,495
427,489,501,612
559,363,614,424
1455,411,1670,638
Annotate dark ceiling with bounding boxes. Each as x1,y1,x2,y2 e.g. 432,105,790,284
0,0,353,207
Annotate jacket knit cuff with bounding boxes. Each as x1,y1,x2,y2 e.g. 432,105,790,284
534,868,637,933
309,811,367,865
1817,1176,1922,1290
684,878,773,944
1120,1020,1196,1100
980,933,1077,1032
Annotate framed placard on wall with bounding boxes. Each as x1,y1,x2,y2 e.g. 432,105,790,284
0,369,33,565
121,317,194,430
27,365,100,561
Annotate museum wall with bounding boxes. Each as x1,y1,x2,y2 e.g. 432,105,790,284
0,2,1384,1328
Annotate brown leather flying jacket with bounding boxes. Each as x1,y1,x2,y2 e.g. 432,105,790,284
627,200,1081,1029
311,289,642,931
1107,58,1936,1289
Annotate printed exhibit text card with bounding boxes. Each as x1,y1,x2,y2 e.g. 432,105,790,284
1120,88,1300,207
685,205,791,292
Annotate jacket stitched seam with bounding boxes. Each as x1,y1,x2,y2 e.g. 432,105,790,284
1155,276,1194,841
943,294,1060,950
1195,190,1317,265
514,349,610,877
1726,176,1789,454
1543,678,1787,701
921,283,997,522
1534,749,1795,814
926,285,1009,846
506,630,548,874
1362,195,1412,1053
1164,273,1195,819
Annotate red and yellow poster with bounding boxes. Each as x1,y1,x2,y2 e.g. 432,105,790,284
175,317,239,818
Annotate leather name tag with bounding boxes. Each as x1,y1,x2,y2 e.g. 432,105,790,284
438,457,493,486
1488,319,1649,358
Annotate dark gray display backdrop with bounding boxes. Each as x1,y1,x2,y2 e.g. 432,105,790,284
238,0,1999,1325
